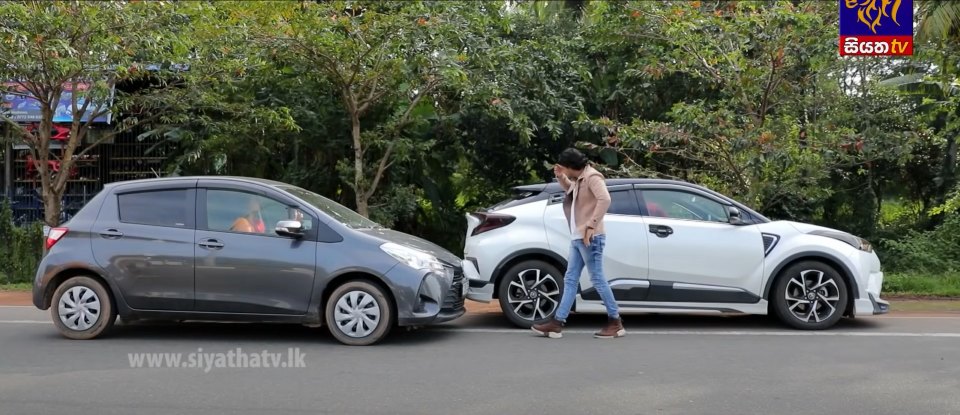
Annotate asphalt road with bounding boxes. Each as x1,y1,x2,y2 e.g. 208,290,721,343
1,305,959,415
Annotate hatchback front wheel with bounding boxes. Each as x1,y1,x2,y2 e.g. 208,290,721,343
325,281,394,346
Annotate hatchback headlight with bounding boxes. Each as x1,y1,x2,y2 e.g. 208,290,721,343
380,243,452,277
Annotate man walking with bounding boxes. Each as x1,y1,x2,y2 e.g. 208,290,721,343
531,148,626,339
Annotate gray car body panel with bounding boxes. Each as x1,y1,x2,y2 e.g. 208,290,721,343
32,176,465,328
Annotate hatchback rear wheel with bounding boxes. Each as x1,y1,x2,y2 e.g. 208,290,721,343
51,276,116,340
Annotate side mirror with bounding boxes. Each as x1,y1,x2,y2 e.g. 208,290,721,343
727,206,743,225
275,220,305,238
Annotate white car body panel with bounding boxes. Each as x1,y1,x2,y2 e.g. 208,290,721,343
463,180,888,326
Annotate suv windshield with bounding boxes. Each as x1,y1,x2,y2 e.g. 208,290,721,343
278,185,382,229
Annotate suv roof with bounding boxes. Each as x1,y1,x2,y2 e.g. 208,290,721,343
511,178,715,194
489,178,770,223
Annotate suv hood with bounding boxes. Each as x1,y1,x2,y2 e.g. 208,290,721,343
356,228,462,266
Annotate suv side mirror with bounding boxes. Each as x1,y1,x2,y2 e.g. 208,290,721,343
727,206,743,225
275,220,305,238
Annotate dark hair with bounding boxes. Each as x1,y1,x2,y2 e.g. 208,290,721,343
557,148,588,170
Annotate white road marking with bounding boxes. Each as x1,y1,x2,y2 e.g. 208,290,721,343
1,320,959,338
437,328,960,338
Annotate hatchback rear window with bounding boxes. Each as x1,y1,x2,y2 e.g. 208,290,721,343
118,189,191,228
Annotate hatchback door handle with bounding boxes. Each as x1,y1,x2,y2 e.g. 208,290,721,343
649,224,673,238
99,229,123,239
198,239,224,249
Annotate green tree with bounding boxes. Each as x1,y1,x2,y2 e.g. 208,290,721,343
0,1,251,227
246,0,468,217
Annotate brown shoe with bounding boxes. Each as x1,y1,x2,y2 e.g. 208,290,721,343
594,317,626,338
531,319,563,338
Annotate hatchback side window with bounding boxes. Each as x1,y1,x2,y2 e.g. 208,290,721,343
641,189,729,223
606,189,641,216
117,189,191,228
205,189,311,235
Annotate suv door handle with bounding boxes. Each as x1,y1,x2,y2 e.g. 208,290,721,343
98,229,123,239
648,224,674,238
198,239,224,249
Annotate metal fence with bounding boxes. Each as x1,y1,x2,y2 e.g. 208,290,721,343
2,127,174,226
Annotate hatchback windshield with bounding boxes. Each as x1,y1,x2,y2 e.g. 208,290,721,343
278,185,382,229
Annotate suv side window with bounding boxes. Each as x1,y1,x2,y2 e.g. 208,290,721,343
641,189,729,223
205,189,312,235
118,189,192,228
607,189,641,216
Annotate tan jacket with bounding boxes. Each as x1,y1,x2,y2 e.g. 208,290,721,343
559,165,610,238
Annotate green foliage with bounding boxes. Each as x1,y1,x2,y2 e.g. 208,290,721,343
884,273,960,297
881,213,960,273
0,1,270,226
0,201,43,284
3,1,956,292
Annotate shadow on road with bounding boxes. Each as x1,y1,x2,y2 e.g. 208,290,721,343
452,311,885,331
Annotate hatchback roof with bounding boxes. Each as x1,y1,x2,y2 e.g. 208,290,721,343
103,176,290,189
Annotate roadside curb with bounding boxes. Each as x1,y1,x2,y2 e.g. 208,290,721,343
0,291,32,306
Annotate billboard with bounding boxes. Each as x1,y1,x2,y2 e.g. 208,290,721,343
1,81,114,124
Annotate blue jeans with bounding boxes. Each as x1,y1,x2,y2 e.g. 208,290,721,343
554,234,620,322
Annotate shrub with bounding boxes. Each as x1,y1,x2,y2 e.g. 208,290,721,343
0,200,44,284
881,213,960,273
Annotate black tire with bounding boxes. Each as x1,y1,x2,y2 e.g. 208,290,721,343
50,276,116,340
498,259,565,328
325,280,394,346
771,261,848,330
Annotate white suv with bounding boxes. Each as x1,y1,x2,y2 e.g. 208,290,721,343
461,178,888,329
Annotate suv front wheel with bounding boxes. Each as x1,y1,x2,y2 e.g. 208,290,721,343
771,261,849,330
498,260,564,328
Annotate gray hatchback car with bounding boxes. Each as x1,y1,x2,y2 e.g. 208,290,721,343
32,176,470,345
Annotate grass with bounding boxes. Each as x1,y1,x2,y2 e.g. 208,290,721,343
0,282,32,292
883,272,960,298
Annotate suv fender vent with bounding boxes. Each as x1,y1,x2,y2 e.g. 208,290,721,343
762,233,780,256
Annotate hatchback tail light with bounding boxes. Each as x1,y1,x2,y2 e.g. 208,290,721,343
470,213,516,236
45,227,69,250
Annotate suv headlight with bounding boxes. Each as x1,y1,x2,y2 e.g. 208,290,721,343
808,230,873,252
380,243,452,277
857,237,873,252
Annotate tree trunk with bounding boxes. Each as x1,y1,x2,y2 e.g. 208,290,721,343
939,133,958,203
350,110,369,217
42,188,62,228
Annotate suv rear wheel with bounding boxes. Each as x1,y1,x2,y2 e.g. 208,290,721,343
498,260,564,328
51,276,116,340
